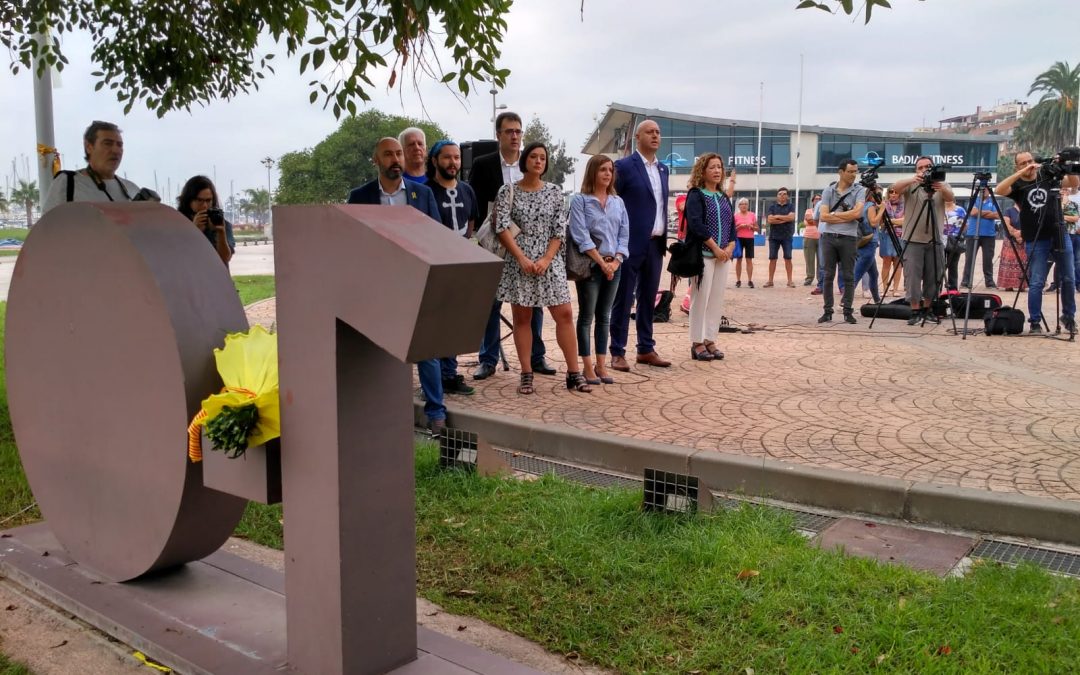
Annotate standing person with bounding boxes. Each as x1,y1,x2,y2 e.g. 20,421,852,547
346,137,448,432
961,187,998,289
878,187,905,297
177,175,236,266
996,150,1079,334
609,119,672,371
802,194,821,286
942,195,967,292
425,140,480,395
43,120,146,212
493,142,591,394
854,188,883,304
1063,187,1080,291
765,187,797,287
399,127,428,184
733,198,757,288
567,155,629,385
684,154,737,360
817,159,865,324
889,157,953,326
469,112,553,379
996,203,1027,291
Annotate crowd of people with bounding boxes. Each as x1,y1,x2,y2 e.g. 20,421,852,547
42,118,1080,432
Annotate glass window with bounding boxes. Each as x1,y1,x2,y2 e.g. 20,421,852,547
733,143,755,170
668,142,695,174
671,119,695,143
695,122,718,156
772,143,790,168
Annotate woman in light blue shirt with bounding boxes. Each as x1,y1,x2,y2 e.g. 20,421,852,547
567,155,630,384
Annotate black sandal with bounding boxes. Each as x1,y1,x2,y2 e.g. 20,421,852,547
517,372,535,395
565,371,593,393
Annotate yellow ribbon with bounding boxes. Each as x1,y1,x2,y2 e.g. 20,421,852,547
37,143,61,176
132,650,172,672
187,386,257,462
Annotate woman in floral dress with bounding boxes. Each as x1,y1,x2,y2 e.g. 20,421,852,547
494,142,592,394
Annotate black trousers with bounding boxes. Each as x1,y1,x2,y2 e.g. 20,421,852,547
962,235,995,287
821,233,857,313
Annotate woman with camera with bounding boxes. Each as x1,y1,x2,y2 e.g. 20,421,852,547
178,175,235,266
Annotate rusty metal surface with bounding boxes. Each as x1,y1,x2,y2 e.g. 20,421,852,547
274,204,501,675
5,202,248,581
817,518,976,576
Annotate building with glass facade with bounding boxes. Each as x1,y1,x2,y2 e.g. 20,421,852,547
582,103,1001,219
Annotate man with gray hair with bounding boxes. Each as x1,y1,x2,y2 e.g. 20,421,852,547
43,120,145,212
398,127,428,184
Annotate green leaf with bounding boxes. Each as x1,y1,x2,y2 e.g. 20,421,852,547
312,49,325,70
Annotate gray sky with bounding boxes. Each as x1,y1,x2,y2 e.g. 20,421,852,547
1,0,1076,204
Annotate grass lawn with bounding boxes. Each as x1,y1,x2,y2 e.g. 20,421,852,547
232,445,1080,673
233,275,275,306
0,229,29,243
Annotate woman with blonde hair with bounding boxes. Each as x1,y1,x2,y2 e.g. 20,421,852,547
683,153,737,361
567,155,630,384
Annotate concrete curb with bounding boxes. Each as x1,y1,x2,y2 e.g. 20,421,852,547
417,403,1080,547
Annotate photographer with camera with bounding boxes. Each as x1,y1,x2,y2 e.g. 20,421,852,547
996,150,1080,334
888,157,953,326
43,120,159,212
177,176,235,266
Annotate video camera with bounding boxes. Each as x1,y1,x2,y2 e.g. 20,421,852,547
859,159,884,201
1036,146,1080,182
918,164,947,191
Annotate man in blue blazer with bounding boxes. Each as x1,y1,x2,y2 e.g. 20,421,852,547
347,137,447,433
609,119,672,370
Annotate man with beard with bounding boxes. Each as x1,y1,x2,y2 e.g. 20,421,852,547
399,127,429,184
425,140,479,395
347,137,448,432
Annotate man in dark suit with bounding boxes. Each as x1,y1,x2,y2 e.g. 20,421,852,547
347,137,447,433
468,111,553,380
609,119,672,370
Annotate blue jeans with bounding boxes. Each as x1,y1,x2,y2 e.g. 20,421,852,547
1053,233,1080,288
575,266,621,357
1026,237,1076,325
478,302,545,367
416,359,446,422
439,357,458,381
852,243,881,302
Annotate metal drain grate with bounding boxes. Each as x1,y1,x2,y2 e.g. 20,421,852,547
494,449,640,489
971,540,1080,578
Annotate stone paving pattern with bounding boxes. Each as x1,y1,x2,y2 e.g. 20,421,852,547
245,243,1080,503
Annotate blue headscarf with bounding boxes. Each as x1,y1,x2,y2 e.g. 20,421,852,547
426,139,457,179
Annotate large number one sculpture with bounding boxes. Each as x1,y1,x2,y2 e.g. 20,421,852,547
6,202,502,674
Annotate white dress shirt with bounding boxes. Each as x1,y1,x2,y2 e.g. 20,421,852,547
379,179,407,206
499,153,523,186
637,150,665,237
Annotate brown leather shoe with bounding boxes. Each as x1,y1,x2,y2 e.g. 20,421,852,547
635,351,671,367
610,355,631,372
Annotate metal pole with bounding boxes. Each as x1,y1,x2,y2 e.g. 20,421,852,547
794,55,803,233
261,156,274,238
32,32,57,214
1075,76,1079,147
755,82,763,232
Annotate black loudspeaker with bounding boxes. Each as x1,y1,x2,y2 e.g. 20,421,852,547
461,140,499,181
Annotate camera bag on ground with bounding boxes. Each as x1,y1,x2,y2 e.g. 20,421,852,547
985,306,1025,335
860,297,912,320
653,290,675,323
949,292,1001,320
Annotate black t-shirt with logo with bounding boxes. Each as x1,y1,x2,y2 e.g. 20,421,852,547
1009,178,1062,242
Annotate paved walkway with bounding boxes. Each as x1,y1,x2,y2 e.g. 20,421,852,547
247,243,1080,504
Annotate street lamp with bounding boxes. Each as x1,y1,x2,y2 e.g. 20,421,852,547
260,156,274,239
489,85,508,137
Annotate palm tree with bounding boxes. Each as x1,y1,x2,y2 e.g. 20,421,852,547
1016,61,1079,153
0,192,10,216
242,188,270,226
10,180,39,228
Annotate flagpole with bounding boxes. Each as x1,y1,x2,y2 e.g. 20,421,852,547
1075,76,1079,146
33,31,56,214
754,81,763,227
794,54,804,236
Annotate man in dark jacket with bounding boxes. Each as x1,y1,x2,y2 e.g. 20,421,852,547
468,111,553,380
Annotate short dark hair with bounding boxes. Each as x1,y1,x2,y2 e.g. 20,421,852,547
177,175,220,220
519,142,548,177
777,187,789,194
915,155,933,167
838,159,857,173
83,120,121,161
495,112,522,134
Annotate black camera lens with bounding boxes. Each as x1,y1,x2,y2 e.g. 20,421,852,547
206,209,225,226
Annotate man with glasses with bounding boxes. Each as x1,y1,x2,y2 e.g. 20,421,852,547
816,159,865,323
469,112,553,379
996,151,1080,334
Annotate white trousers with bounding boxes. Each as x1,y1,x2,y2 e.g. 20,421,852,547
688,257,729,344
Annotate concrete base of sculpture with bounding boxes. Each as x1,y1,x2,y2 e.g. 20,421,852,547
0,523,541,675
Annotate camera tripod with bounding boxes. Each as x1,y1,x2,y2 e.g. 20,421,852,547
868,183,953,333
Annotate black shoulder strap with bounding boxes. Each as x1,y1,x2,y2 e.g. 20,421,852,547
54,170,77,202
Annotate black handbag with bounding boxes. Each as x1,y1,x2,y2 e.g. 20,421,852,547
667,235,703,279
565,239,593,281
985,306,1025,335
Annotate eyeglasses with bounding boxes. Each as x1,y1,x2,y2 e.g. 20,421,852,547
193,197,214,204
500,129,523,136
